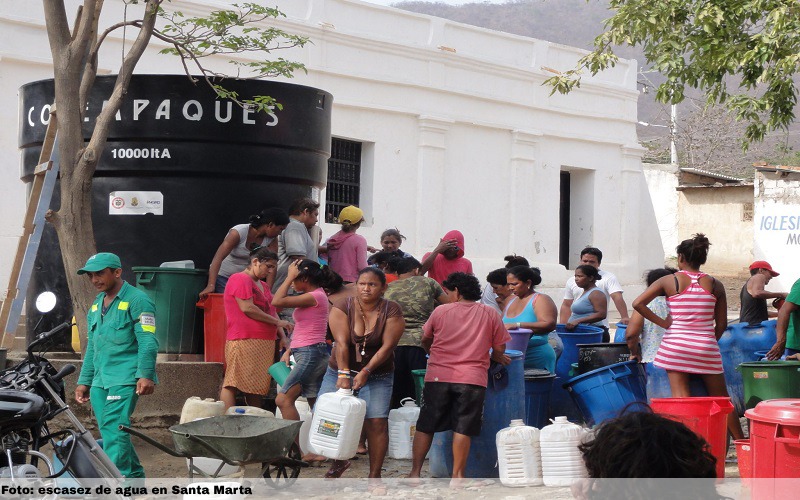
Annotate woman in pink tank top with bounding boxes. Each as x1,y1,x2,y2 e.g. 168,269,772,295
272,259,342,460
632,234,744,440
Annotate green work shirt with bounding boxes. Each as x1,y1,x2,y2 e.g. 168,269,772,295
77,281,159,388
786,278,800,351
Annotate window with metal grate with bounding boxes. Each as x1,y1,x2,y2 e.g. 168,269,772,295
325,138,362,223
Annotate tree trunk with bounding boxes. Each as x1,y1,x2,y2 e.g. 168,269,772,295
43,0,160,354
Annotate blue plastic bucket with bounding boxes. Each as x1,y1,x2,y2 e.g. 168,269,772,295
645,362,708,401
564,360,647,427
718,320,777,416
429,349,525,478
613,323,627,343
523,369,555,428
551,324,604,422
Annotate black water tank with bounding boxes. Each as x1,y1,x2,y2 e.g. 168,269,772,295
19,76,332,347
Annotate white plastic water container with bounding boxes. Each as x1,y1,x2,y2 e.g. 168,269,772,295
225,406,275,417
307,388,367,460
180,397,224,424
387,397,420,459
496,419,543,487
539,416,589,487
275,400,313,454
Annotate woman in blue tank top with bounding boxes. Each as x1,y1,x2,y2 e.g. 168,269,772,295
503,266,558,373
567,265,607,330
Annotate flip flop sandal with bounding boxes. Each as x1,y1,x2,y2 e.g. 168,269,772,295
324,460,351,479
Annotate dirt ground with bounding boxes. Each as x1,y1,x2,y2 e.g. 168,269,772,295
132,426,426,479
131,425,741,482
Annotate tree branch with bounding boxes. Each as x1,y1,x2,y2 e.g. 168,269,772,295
77,0,162,180
42,0,73,61
78,1,106,118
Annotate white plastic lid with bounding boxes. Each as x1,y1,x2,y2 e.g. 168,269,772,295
401,397,418,407
336,388,354,396
510,419,525,427
553,416,569,423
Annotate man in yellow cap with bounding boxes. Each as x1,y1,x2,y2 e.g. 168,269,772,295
74,252,159,478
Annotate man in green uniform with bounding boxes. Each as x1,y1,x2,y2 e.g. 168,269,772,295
74,253,159,478
767,277,800,360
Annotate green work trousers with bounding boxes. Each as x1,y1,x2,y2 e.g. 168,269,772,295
90,385,144,478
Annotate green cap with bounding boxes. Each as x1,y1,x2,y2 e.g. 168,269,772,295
77,252,122,275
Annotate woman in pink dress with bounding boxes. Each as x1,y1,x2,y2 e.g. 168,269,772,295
632,234,744,439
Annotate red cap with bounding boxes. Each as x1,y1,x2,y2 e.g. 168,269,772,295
750,261,780,276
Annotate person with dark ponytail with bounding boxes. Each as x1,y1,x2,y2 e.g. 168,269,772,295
565,264,608,332
503,266,559,373
200,207,290,298
633,234,744,440
272,259,339,462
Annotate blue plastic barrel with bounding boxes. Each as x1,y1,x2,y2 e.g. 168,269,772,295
429,349,525,478
523,369,556,428
564,360,647,427
551,324,604,422
645,362,708,401
718,320,777,416
613,323,627,343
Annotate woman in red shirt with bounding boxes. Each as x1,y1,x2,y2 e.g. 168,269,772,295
220,247,291,409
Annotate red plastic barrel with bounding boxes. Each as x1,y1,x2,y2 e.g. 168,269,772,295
196,293,226,363
651,397,734,478
744,399,800,478
735,439,752,483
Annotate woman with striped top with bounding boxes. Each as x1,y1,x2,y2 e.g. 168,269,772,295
632,234,744,440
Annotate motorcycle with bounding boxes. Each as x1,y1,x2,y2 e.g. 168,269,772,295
0,292,122,489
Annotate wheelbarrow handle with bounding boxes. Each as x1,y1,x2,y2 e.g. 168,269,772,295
185,433,241,467
119,425,186,458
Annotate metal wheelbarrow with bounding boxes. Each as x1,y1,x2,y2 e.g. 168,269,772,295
121,415,307,489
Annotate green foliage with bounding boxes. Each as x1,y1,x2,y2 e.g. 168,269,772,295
155,3,309,113
546,0,800,149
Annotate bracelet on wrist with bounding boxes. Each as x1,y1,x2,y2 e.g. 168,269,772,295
362,366,372,374
338,374,351,379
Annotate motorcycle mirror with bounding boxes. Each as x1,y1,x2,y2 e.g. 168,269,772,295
35,291,57,313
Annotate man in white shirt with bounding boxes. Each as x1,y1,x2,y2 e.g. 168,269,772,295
559,247,629,340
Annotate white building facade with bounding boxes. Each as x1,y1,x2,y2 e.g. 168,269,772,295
0,0,664,299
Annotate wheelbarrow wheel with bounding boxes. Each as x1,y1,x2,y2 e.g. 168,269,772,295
263,442,302,489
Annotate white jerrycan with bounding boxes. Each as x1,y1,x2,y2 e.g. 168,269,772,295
388,397,420,459
180,397,224,424
496,419,543,487
275,400,313,455
539,416,589,487
307,389,366,460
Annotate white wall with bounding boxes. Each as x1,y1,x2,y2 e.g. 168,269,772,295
643,163,679,259
754,169,800,290
0,0,663,301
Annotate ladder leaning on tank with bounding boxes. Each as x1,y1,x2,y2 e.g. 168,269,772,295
0,105,60,350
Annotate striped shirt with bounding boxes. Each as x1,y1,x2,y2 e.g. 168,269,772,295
653,271,723,374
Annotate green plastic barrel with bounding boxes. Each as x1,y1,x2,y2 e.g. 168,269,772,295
133,267,208,354
738,361,800,409
412,369,426,406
